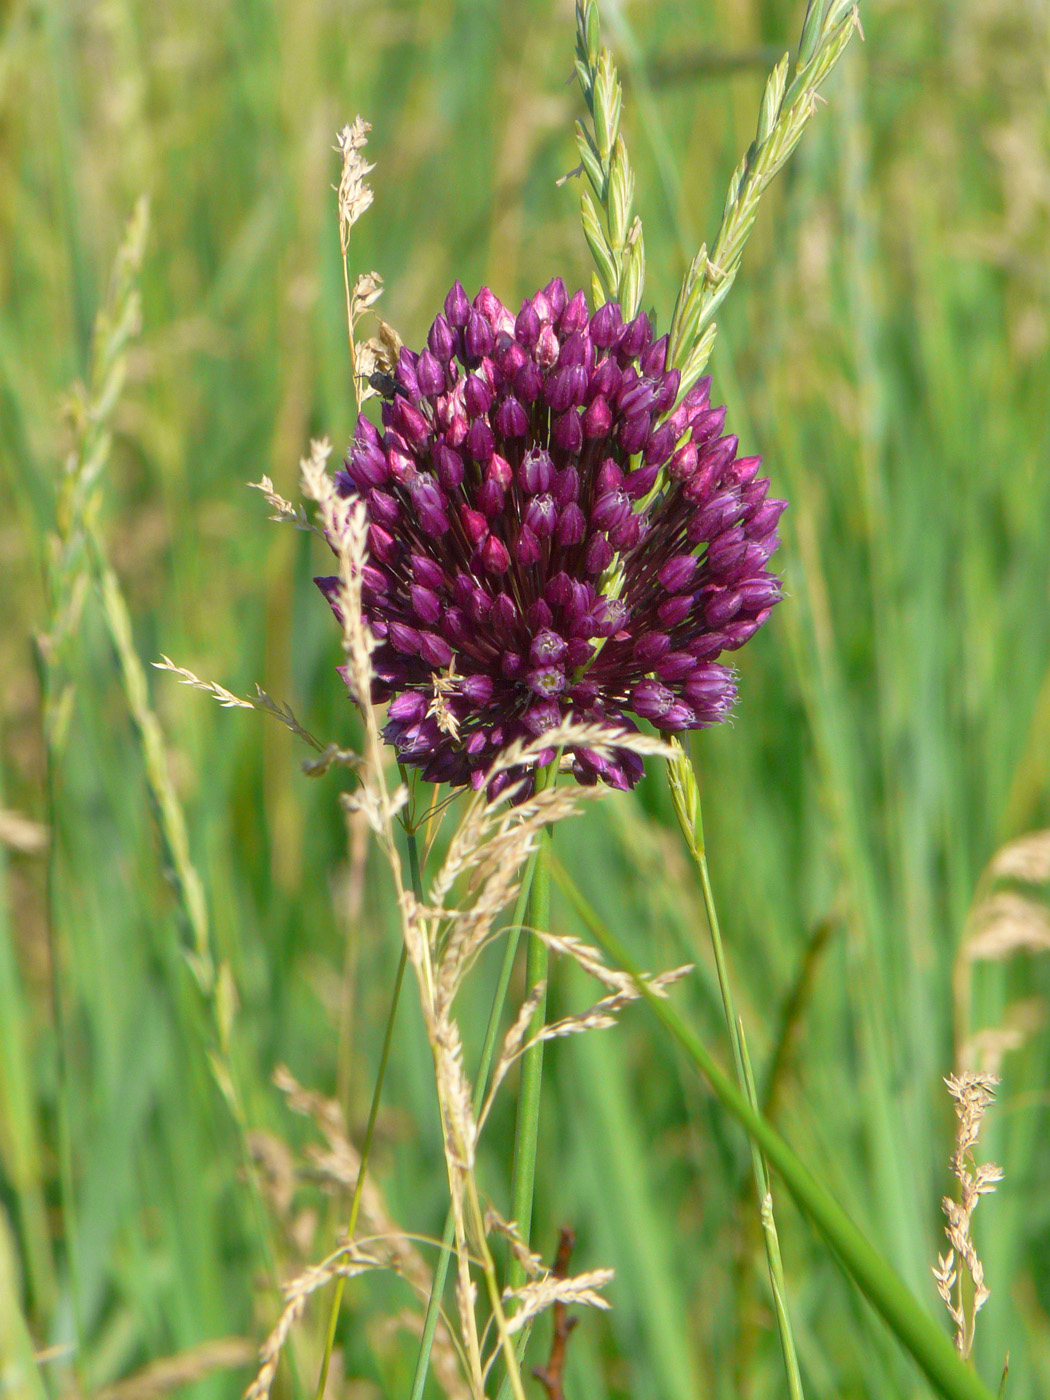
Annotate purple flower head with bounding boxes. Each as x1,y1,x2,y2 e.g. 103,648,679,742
320,283,784,795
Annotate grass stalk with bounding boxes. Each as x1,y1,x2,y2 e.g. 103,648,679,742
668,744,804,1399
314,770,422,1400
550,855,997,1400
408,844,541,1400
507,817,552,1291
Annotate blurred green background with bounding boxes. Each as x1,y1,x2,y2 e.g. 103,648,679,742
2,1,1049,1397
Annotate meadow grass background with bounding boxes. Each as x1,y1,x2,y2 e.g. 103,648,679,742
2,0,1049,1397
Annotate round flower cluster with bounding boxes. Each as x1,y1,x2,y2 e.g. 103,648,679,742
319,278,784,795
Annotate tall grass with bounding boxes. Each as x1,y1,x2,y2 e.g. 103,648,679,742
1,1,1048,1398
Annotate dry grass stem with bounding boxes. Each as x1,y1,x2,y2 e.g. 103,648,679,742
154,657,327,753
933,1072,1002,1357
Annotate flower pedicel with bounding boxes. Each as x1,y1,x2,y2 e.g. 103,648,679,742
318,276,785,796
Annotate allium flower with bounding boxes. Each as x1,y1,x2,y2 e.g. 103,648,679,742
319,278,784,796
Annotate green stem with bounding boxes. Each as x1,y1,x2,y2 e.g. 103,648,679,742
551,857,997,1400
408,845,541,1400
686,785,804,1400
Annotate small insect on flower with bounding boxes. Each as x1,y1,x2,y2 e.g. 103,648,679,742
318,279,785,798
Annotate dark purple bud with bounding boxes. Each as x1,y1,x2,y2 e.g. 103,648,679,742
515,300,541,348
644,421,676,465
388,691,427,723
514,525,541,566
640,334,668,377
444,607,469,645
624,463,659,498
552,410,583,455
525,494,558,537
467,584,494,623
396,347,421,400
395,400,431,450
465,308,493,360
738,575,782,610
530,629,568,665
461,673,493,704
368,488,399,526
527,599,554,631
348,441,389,488
746,497,787,537
435,443,464,490
683,663,733,706
362,565,390,599
617,378,658,417
653,368,681,414
494,395,528,437
498,336,528,379
475,286,513,335
726,454,762,489
657,594,692,627
633,631,670,664
660,702,697,731
389,621,422,654
501,650,524,679
536,324,559,369
547,365,586,411
596,459,624,493
631,679,675,720
607,518,641,548
655,650,695,681
704,587,743,626
460,506,488,546
334,468,356,498
466,730,488,757
556,503,586,547
428,313,456,361
583,532,614,574
465,372,494,416
544,572,573,607
691,405,727,446
544,276,567,320
444,280,470,328
619,413,651,455
592,490,631,532
514,359,544,404
561,288,589,334
411,555,446,589
409,584,442,625
591,357,623,399
467,418,495,462
590,301,623,348
481,534,511,574
368,523,398,563
492,592,518,636
619,312,652,360
417,348,446,397
689,489,742,541
478,479,504,517
519,447,553,494
583,395,612,438
668,441,698,481
659,554,698,593
706,527,748,575
420,632,453,667
555,332,584,370
555,466,580,504
566,638,594,667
